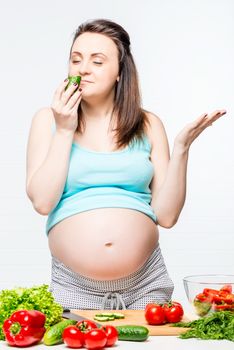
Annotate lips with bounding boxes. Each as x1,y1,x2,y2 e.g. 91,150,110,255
80,80,93,84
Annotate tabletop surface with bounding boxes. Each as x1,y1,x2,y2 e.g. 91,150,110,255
1,310,233,349
1,336,233,350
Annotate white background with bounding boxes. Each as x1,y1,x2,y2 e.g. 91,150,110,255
0,0,233,311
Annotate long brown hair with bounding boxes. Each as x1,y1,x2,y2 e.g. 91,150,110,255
69,19,149,148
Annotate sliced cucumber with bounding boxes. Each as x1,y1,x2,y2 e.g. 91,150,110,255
94,315,115,322
94,316,110,322
113,312,125,319
95,313,115,317
94,312,125,322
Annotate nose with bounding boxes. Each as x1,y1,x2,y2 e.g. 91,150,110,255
78,60,91,76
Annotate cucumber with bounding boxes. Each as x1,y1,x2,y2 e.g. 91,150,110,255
94,315,115,322
43,319,77,345
113,312,125,319
94,312,125,321
65,76,81,90
95,313,115,317
116,325,149,342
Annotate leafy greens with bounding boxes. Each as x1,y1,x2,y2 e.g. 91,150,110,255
173,311,234,342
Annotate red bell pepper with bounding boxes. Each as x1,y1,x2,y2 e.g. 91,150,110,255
213,293,234,304
195,293,213,303
220,284,232,293
213,304,234,311
3,310,46,347
203,288,220,299
202,288,234,304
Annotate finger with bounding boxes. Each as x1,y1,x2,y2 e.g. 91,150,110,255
197,113,208,121
203,109,227,127
61,83,80,105
191,116,213,135
191,113,208,128
182,109,227,144
209,109,227,118
71,92,83,113
53,78,70,100
195,109,226,124
218,109,227,114
66,88,82,110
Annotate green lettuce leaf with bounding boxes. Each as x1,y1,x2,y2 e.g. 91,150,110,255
172,311,234,342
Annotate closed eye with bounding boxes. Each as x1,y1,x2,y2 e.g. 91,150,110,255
72,61,102,65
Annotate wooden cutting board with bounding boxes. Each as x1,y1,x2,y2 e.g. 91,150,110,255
71,309,191,336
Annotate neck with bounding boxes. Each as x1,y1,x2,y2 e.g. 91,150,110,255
80,91,116,122
81,102,113,121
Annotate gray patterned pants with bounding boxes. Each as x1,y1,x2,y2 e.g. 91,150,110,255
50,244,174,310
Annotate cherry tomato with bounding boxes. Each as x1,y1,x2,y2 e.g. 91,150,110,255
163,301,184,323
76,320,97,333
101,325,118,347
84,328,107,349
62,326,84,348
144,303,166,325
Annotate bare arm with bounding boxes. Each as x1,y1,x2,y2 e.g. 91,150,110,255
26,79,82,215
149,109,226,228
26,115,74,214
151,144,188,228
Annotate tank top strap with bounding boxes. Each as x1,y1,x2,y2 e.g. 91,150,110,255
128,134,152,153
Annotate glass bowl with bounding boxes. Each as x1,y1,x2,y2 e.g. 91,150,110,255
183,274,234,317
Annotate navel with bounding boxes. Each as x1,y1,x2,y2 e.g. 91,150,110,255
105,242,113,247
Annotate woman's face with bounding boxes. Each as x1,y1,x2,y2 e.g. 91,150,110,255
69,32,119,100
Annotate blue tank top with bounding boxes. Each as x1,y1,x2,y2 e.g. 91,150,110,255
46,133,157,235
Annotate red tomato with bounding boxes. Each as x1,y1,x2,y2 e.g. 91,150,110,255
76,320,97,333
163,301,184,323
145,303,157,310
84,328,107,349
62,326,84,348
220,284,232,293
145,303,166,325
101,325,118,347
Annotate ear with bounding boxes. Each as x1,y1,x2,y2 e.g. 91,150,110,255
116,76,120,82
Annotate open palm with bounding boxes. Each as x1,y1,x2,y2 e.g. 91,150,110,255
175,109,227,150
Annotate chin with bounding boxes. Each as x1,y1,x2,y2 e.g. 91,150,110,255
81,92,101,101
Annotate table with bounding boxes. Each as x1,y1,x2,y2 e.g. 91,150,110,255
1,336,233,349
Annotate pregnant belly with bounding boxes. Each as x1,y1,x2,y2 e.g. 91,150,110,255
48,208,159,280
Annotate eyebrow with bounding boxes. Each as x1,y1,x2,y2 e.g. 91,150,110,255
71,51,107,58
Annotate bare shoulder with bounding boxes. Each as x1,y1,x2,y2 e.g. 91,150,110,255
28,107,55,141
144,111,168,147
31,107,54,126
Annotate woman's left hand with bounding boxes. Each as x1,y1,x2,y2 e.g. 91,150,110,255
174,109,227,151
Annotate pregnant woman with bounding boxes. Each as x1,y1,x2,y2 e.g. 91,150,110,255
26,19,226,310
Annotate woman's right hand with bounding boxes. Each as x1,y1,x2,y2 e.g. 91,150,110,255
51,79,83,133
